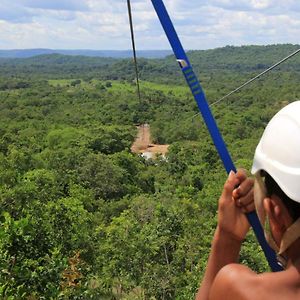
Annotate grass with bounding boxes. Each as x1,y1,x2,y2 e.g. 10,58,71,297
48,79,74,87
48,79,190,99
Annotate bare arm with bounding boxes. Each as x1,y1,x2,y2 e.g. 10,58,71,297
195,170,254,300
195,228,242,300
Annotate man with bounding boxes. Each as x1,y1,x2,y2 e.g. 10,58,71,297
196,101,300,300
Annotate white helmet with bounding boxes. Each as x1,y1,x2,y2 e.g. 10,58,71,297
251,101,300,203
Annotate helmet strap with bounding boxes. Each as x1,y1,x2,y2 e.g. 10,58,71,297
279,217,300,255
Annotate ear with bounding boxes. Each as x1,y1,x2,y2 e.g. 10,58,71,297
264,198,287,234
263,196,292,234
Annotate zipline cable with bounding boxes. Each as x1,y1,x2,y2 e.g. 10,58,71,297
177,47,300,126
127,0,142,103
151,0,283,272
210,47,300,107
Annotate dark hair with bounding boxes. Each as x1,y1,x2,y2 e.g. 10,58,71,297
264,172,300,221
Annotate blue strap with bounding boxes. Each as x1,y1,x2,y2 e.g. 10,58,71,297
151,0,282,272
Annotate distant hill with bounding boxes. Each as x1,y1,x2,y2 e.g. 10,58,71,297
0,44,299,82
0,49,172,59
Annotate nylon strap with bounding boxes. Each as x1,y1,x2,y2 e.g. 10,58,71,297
151,0,282,272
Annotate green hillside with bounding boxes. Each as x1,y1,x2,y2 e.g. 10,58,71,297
1,44,299,80
0,44,299,299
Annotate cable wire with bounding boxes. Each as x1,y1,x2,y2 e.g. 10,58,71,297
127,0,141,103
177,48,300,131
210,48,300,107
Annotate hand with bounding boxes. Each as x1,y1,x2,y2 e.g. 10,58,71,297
217,169,255,242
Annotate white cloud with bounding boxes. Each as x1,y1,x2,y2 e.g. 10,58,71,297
19,0,89,11
0,1,34,23
0,0,299,49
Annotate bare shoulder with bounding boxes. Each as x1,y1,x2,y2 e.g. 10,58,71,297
209,263,300,300
209,263,256,300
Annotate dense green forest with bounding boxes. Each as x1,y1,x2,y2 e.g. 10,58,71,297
0,44,300,299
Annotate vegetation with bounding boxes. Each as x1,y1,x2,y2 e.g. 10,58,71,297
0,44,299,299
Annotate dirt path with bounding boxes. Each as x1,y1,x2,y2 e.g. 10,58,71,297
131,124,169,158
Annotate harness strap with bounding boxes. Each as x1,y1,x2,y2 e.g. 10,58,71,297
151,0,283,272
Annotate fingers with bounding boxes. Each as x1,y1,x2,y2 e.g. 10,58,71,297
233,170,255,213
221,169,255,214
240,200,255,214
223,169,249,198
235,168,247,183
232,177,254,202
222,171,240,199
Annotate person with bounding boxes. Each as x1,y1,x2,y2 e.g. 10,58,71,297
195,101,300,300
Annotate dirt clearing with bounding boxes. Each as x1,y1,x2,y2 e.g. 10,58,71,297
131,124,169,158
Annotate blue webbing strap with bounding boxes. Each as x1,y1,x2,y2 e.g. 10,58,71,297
151,0,282,272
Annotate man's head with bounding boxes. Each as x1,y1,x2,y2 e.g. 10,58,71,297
251,101,300,261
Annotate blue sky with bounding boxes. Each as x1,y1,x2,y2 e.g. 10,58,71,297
0,0,299,50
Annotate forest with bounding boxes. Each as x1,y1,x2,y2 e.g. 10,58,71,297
0,44,300,299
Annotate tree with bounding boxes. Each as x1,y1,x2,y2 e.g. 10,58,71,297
78,153,127,200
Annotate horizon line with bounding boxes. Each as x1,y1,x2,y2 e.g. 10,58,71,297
0,43,299,52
